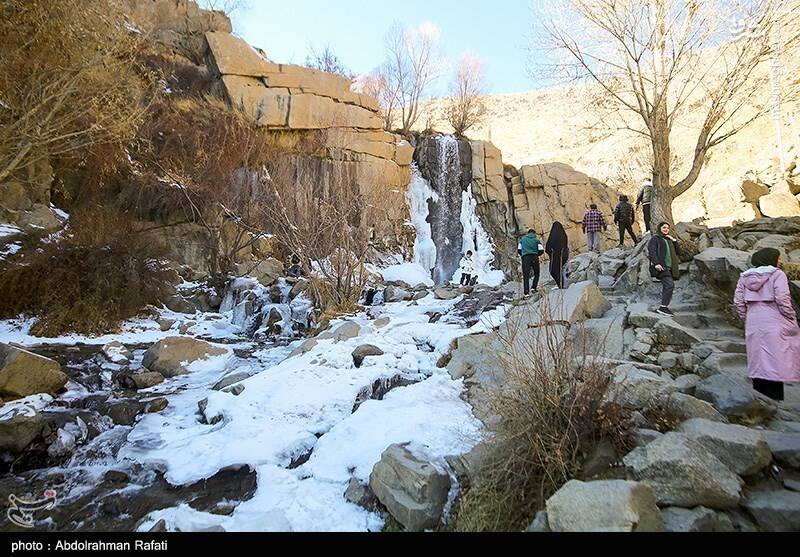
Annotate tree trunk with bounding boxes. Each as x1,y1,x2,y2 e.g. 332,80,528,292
649,101,674,230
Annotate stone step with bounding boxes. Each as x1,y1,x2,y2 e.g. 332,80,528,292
672,312,733,330
698,352,748,378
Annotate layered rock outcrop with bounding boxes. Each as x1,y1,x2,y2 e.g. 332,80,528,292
470,140,626,277
204,30,413,238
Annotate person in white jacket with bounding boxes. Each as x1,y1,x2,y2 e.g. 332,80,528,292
459,251,476,286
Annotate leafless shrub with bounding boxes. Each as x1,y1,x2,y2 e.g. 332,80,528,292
445,52,488,137
451,294,632,531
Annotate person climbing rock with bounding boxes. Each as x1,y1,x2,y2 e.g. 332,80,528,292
636,179,654,233
734,248,800,402
581,204,608,254
459,250,476,286
518,229,544,296
545,222,570,290
648,222,680,316
614,195,638,247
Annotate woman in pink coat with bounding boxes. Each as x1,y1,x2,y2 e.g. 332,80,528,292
734,248,800,401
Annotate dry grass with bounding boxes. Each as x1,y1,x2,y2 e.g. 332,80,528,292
0,208,175,336
450,295,633,532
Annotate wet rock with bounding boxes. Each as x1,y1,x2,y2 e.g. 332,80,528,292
104,470,131,484
369,444,451,532
197,398,223,426
352,375,419,413
142,337,229,377
149,519,168,533
352,345,384,368
623,432,743,509
545,480,663,532
661,507,735,532
0,344,68,400
677,419,772,476
742,490,800,532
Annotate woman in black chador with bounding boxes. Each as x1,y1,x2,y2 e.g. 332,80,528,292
545,221,570,289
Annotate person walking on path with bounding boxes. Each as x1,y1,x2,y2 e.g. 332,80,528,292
614,195,638,247
734,248,800,402
545,222,570,289
582,204,608,254
647,222,680,316
636,179,654,233
459,251,476,286
518,229,544,296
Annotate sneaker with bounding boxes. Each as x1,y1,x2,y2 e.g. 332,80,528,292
651,277,662,283
656,307,674,316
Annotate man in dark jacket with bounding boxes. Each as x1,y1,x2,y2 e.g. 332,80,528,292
614,195,638,247
518,229,544,296
648,222,681,316
636,179,654,233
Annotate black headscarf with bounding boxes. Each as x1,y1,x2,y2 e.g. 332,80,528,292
751,248,780,268
547,222,568,253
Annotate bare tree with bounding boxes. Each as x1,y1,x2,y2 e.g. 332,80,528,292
533,0,800,228
445,52,488,137
305,44,354,79
384,22,446,134
353,67,400,131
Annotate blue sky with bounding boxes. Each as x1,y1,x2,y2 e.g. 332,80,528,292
223,0,540,95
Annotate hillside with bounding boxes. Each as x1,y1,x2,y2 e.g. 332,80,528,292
419,57,800,226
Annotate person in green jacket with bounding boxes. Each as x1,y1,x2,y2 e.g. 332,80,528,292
518,229,544,296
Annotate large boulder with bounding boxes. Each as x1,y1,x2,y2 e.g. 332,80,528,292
677,419,772,476
694,374,777,422
369,444,451,532
572,313,625,360
742,490,800,532
142,337,229,377
0,344,68,400
759,191,800,218
545,480,663,532
541,281,611,324
317,321,362,342
623,432,743,509
237,257,283,286
693,248,751,292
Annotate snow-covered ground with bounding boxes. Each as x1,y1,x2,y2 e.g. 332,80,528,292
1,283,507,532
129,292,502,532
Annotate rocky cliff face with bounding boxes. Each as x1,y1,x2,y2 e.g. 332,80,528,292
469,140,625,278
204,31,414,242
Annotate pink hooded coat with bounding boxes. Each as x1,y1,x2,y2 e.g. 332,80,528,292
734,267,800,383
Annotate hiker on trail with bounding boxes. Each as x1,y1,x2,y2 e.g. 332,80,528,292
545,222,570,290
636,179,654,233
518,229,544,296
734,248,800,402
459,250,477,286
614,195,638,247
647,222,680,316
582,204,608,254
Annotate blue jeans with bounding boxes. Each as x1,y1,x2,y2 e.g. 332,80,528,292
587,231,601,253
